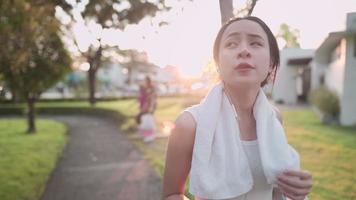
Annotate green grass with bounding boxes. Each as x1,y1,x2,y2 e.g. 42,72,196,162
1,98,355,199
283,110,356,200
0,119,68,200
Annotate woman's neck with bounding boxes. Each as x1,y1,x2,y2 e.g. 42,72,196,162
223,82,260,119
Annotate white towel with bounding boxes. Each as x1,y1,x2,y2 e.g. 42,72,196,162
189,82,300,199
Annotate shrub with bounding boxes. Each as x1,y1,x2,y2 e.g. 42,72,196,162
309,86,340,117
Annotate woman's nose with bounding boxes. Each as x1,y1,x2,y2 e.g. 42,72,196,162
237,42,251,58
237,48,251,59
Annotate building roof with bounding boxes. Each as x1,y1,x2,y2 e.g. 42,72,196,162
287,57,313,66
315,31,356,63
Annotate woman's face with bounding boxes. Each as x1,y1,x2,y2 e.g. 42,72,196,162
218,19,271,87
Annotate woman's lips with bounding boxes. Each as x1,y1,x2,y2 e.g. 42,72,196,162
235,63,254,71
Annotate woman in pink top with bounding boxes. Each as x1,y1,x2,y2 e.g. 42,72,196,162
138,76,157,142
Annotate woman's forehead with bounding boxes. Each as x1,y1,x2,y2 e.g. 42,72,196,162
222,19,268,40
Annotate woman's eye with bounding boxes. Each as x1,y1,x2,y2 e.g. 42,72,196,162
225,42,238,48
251,42,262,47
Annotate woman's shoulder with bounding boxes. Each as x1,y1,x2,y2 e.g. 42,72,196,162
182,104,200,121
174,110,197,135
168,111,197,153
169,103,201,142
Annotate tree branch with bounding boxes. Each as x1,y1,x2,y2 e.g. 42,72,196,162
219,0,233,24
247,0,258,16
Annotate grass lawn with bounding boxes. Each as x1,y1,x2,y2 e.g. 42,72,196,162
1,97,355,199
283,111,356,200
0,119,68,200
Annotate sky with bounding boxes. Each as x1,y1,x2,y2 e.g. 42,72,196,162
59,0,356,77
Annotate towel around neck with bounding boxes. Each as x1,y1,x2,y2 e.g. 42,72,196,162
189,82,300,199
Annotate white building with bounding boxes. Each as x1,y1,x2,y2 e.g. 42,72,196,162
97,62,126,90
273,48,314,104
98,61,160,95
99,61,186,95
312,12,356,126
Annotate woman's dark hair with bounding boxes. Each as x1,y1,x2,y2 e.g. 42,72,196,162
213,16,280,86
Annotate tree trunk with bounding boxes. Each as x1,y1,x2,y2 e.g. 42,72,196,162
247,0,258,16
88,67,96,106
26,95,36,133
11,89,20,103
87,45,102,106
219,0,233,24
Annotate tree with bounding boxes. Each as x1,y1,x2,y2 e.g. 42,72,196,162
219,0,258,24
201,59,220,87
0,1,72,133
219,0,233,24
276,23,301,48
63,0,172,106
0,74,5,100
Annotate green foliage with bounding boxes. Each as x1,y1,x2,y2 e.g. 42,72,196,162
82,0,171,29
0,1,72,132
277,23,301,48
309,86,340,117
0,119,67,200
0,1,72,99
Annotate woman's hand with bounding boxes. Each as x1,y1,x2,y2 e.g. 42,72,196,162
276,169,313,200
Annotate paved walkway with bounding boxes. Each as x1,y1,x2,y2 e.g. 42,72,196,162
40,115,161,200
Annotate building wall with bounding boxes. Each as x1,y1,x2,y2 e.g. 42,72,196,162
273,49,314,104
97,63,126,87
324,39,346,96
310,61,326,90
341,35,356,125
273,61,298,104
311,12,356,126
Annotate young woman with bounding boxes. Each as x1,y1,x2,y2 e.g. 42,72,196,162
162,16,312,200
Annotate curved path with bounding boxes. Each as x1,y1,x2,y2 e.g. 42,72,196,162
40,115,161,200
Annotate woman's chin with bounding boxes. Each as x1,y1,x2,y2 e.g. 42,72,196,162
227,78,260,88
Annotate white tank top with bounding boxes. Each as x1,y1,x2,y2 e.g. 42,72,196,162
185,106,273,200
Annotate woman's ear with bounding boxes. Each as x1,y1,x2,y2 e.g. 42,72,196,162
268,65,276,82
261,67,275,86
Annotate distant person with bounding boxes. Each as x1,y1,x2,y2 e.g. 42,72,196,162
138,83,148,116
162,16,312,200
137,76,157,142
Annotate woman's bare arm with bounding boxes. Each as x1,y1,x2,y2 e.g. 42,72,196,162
162,112,196,200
